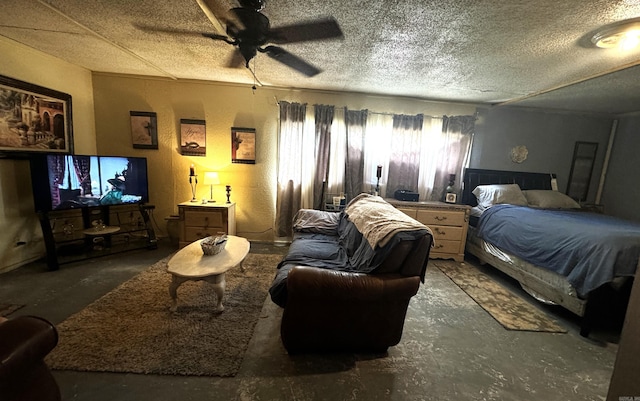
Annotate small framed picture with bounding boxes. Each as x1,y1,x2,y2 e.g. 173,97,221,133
180,119,206,156
445,193,457,204
130,111,158,149
231,127,256,164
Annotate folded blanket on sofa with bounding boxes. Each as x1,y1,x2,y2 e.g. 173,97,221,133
345,193,431,248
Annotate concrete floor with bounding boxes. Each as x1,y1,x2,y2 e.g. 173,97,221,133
0,239,619,401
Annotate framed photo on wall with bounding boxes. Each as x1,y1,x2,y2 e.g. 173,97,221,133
180,119,206,156
130,111,158,149
0,74,73,155
231,127,256,164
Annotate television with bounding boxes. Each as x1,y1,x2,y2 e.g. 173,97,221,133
29,154,149,212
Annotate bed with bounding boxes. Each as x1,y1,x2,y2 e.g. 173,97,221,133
461,168,639,336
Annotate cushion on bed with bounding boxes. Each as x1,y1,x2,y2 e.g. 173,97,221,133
472,184,528,209
522,190,581,209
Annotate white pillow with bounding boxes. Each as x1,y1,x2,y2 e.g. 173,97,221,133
522,190,581,209
472,184,528,209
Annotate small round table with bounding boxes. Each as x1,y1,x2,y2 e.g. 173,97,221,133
83,226,120,250
166,235,250,312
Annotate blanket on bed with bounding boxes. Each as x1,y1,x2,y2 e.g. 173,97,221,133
477,204,640,297
345,193,431,248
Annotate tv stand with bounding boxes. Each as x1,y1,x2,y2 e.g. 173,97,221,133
38,204,157,271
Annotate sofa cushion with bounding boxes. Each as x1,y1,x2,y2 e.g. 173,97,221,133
293,209,341,235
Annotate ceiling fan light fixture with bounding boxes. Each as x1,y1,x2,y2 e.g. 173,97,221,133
592,22,640,50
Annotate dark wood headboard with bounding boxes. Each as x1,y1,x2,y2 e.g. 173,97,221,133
462,168,555,206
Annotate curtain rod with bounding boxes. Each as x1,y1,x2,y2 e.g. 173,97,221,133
273,97,446,119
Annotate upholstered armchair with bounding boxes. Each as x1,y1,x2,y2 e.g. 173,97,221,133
0,315,61,401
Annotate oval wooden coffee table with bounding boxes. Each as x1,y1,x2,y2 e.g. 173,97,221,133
167,235,250,312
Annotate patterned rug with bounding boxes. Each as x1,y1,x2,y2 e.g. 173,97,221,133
0,303,24,317
46,253,282,377
434,260,567,333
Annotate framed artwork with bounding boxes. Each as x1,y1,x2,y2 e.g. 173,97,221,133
231,127,256,164
0,74,73,155
180,119,206,156
130,111,158,149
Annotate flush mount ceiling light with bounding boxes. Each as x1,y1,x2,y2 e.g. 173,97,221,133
591,21,640,50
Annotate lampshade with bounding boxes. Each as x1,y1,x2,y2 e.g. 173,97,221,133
203,172,220,186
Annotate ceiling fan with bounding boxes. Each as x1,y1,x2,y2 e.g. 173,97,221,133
197,0,344,77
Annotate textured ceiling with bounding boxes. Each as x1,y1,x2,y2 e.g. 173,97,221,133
2,0,640,115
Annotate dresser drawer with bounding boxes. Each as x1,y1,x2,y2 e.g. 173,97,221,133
430,239,461,255
178,203,236,248
184,227,226,242
396,207,417,219
429,225,463,241
183,210,226,228
416,209,466,227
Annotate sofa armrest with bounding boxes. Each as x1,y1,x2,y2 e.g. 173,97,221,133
0,316,58,381
286,265,420,301
282,266,421,353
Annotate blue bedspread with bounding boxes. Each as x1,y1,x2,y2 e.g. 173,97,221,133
477,205,640,297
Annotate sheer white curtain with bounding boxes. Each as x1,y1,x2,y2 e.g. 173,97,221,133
326,107,346,198
427,115,475,201
275,103,475,234
275,102,309,236
300,107,316,209
386,114,424,196
417,116,444,200
363,113,393,197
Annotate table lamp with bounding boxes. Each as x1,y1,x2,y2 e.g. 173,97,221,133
203,172,220,203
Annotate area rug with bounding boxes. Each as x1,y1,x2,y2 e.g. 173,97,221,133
0,303,24,317
46,253,283,377
433,260,567,333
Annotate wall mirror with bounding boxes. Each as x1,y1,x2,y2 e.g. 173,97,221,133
566,141,598,202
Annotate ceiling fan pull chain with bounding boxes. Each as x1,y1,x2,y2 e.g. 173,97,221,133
252,58,257,93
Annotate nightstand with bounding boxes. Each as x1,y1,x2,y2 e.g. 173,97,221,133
177,202,236,248
387,200,470,262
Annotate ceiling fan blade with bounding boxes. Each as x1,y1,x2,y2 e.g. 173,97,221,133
226,49,246,68
262,46,321,77
268,17,343,44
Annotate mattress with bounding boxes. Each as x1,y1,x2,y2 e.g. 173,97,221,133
467,226,578,304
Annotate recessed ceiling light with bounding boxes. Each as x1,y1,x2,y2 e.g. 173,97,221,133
592,21,640,50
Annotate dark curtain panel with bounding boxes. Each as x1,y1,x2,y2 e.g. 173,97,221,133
386,114,424,196
344,108,367,202
430,115,476,201
72,156,92,196
275,101,306,237
50,155,65,209
313,105,334,209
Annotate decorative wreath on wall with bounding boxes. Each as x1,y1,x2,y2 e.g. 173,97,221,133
510,145,528,163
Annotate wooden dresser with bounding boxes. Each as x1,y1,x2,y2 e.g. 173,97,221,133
387,200,470,262
177,202,236,248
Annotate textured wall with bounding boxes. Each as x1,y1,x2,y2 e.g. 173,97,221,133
471,106,613,202
601,115,640,221
91,73,477,242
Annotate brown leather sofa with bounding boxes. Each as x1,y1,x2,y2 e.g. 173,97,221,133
0,315,61,401
281,234,432,353
270,195,433,354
